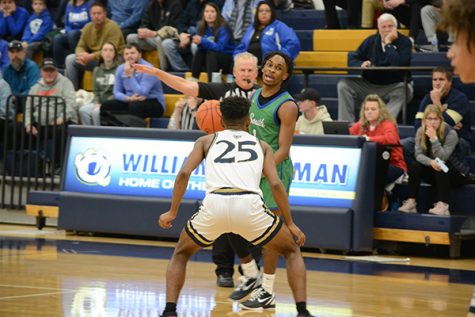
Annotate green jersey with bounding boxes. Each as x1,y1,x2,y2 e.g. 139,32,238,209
249,89,295,210
249,89,294,151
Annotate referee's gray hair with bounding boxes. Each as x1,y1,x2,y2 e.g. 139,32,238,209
377,13,398,27
234,52,258,68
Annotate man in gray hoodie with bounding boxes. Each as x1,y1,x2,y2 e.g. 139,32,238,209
24,58,77,168
25,58,77,133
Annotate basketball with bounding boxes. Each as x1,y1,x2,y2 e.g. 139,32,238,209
195,100,224,134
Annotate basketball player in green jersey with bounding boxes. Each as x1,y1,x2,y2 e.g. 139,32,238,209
228,51,312,317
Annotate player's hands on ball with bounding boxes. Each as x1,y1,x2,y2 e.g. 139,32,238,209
288,223,306,246
159,211,176,229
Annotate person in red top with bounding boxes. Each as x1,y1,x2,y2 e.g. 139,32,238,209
350,94,407,186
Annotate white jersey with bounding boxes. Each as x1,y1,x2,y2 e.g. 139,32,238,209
205,130,264,195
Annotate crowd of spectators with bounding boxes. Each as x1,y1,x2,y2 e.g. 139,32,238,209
0,0,473,215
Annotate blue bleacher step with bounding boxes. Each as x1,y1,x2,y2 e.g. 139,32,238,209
277,9,347,30
27,190,60,206
150,117,170,129
375,211,467,233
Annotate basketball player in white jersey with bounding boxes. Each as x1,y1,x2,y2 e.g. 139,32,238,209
158,96,313,317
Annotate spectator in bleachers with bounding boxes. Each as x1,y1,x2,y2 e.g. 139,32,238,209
403,67,471,162
418,1,449,52
350,94,407,186
167,92,202,130
25,58,77,131
65,1,124,90
0,0,29,41
17,0,63,23
159,0,224,72
399,105,469,215
294,87,332,135
337,13,413,122
53,0,93,69
191,2,234,81
24,58,77,168
79,41,119,125
0,77,15,156
107,0,148,39
0,78,13,148
361,0,383,28
100,43,165,124
322,0,362,29
382,0,432,44
222,0,259,43
161,0,211,72
126,0,182,71
0,39,9,70
0,78,12,118
2,40,41,98
233,1,300,65
21,0,53,59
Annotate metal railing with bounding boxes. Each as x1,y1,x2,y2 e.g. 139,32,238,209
293,66,435,124
1,95,66,209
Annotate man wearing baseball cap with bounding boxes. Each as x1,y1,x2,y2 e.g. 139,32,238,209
2,40,40,99
24,57,77,168
294,87,333,135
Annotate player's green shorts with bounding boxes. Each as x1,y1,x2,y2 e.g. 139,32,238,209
260,158,293,210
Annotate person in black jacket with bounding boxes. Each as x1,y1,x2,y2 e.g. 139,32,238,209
337,13,413,122
126,0,182,71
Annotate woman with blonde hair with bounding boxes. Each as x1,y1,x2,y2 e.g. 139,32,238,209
350,94,407,186
399,105,469,215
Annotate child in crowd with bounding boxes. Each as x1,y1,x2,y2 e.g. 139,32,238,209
21,0,53,59
53,0,92,69
167,93,202,130
79,42,120,126
294,87,332,135
0,0,30,41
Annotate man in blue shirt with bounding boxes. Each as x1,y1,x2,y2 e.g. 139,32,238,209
100,43,165,125
337,13,413,122
2,40,41,111
107,0,148,39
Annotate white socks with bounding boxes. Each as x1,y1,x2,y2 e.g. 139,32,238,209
262,273,275,294
241,259,259,279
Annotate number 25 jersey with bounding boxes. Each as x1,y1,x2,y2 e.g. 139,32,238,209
205,130,264,195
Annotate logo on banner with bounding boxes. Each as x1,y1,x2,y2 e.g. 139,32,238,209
74,148,111,186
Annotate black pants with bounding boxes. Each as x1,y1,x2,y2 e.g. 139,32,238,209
24,123,67,169
322,0,362,29
100,99,164,119
212,233,262,277
385,0,431,39
191,50,233,81
408,161,467,203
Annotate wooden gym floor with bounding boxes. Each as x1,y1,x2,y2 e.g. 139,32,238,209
0,224,474,317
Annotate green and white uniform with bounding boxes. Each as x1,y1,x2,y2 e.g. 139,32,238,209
249,88,296,210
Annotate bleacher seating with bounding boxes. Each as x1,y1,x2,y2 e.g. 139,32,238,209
411,52,450,68
6,7,475,259
277,9,347,30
